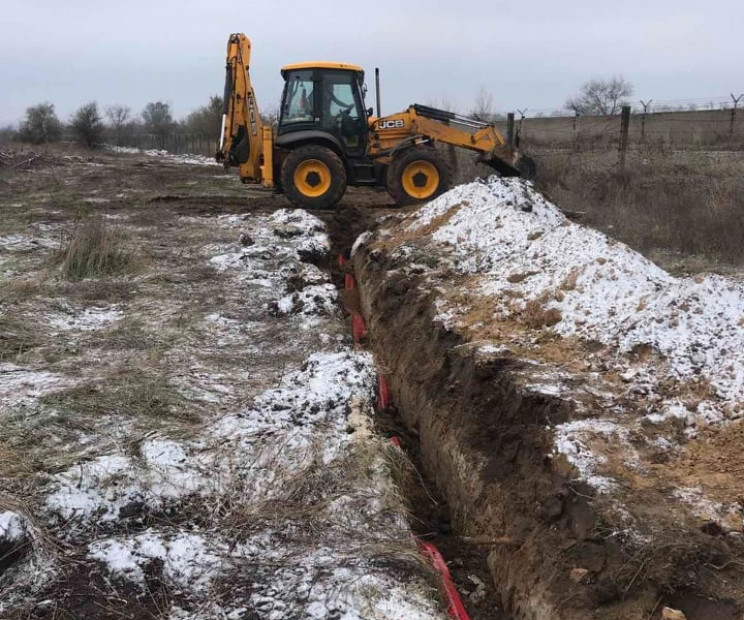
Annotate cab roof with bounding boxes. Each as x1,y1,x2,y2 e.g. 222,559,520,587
280,61,364,77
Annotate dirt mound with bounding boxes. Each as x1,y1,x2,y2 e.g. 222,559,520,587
352,177,744,619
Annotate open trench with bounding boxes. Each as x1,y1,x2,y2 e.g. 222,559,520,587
313,200,512,620
312,196,744,620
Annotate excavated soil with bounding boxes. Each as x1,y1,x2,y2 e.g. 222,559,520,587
350,212,744,619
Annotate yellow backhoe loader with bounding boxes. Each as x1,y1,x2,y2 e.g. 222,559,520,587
216,33,535,209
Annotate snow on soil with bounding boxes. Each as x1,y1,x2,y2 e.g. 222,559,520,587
47,306,123,332
409,178,744,406
44,351,376,525
107,145,220,166
386,177,744,511
0,233,57,252
52,351,441,618
0,511,27,543
88,530,225,591
23,208,444,619
0,364,72,411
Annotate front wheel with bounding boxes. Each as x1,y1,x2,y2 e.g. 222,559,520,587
281,145,347,210
385,146,451,206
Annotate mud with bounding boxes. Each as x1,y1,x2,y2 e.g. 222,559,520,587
350,227,744,620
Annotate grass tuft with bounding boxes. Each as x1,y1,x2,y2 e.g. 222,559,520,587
41,369,196,423
57,220,140,280
0,312,42,360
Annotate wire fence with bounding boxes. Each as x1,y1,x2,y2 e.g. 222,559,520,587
112,107,744,157
497,108,744,151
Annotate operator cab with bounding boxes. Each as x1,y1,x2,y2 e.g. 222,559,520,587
278,62,369,156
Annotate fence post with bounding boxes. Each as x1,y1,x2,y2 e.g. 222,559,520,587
731,94,743,138
618,105,631,170
506,113,515,147
516,108,528,148
639,99,652,144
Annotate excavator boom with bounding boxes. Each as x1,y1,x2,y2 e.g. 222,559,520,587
217,34,274,186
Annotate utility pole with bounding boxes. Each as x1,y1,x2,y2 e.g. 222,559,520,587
639,99,652,144
731,93,743,138
618,105,631,170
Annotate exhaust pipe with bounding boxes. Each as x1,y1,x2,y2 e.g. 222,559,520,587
375,67,381,117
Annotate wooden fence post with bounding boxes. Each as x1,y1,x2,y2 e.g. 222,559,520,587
618,106,631,170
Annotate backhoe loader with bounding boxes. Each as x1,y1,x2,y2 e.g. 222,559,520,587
216,33,535,209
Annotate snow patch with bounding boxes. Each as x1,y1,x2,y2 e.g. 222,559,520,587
89,530,225,591
48,306,123,332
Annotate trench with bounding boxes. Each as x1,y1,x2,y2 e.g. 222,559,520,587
323,198,744,620
314,203,512,620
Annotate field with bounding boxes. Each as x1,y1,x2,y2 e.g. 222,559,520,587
0,148,456,620
1,143,744,620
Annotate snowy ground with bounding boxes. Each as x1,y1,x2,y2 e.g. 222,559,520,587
0,151,444,619
360,176,744,537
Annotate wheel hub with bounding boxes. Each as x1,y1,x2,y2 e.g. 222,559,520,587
306,171,321,187
293,159,332,198
401,160,440,200
412,171,428,188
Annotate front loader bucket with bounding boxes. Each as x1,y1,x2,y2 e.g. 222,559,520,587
480,148,536,180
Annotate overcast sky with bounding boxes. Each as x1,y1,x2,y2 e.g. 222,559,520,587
1,0,742,126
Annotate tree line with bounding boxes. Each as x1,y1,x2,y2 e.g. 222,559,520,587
2,97,227,149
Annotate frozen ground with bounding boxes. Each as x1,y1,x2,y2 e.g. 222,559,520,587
364,177,744,537
0,150,444,619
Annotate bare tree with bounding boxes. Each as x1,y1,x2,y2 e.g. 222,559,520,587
19,102,63,144
105,104,131,145
71,102,104,148
470,88,496,122
565,76,634,116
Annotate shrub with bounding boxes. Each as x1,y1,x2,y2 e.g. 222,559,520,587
71,102,104,148
18,102,62,144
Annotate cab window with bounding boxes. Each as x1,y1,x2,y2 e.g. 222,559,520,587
281,70,314,124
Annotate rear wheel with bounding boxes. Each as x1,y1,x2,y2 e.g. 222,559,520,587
386,146,451,206
281,145,347,209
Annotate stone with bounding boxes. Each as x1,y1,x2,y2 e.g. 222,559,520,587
569,567,589,583
661,607,687,620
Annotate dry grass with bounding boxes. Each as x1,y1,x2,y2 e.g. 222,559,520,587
56,219,141,280
0,312,43,360
40,369,195,423
534,150,744,265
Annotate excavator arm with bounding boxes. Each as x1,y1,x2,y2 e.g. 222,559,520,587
369,104,534,177
216,34,274,187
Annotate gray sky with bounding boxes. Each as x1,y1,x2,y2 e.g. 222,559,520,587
1,0,742,125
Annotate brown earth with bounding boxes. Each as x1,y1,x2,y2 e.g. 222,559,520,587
350,234,744,620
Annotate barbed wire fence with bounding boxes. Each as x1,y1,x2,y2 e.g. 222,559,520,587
497,92,744,163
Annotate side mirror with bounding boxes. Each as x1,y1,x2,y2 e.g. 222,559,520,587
366,107,374,118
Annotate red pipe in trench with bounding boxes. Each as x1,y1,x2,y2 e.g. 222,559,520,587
339,255,472,620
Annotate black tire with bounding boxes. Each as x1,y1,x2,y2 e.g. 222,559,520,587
280,145,347,210
385,146,451,206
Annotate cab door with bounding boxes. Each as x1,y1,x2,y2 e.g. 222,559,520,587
318,70,367,158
